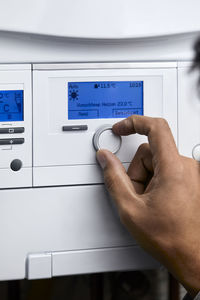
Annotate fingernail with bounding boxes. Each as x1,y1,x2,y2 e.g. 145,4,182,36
96,151,107,169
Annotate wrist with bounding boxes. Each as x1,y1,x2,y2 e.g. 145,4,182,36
163,243,200,299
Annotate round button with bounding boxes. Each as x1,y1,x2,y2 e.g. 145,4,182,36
10,159,22,172
192,144,200,161
93,125,122,154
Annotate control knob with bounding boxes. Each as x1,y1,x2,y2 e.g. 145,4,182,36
192,144,200,161
93,125,122,154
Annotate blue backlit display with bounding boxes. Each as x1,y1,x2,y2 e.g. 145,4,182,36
68,81,143,120
0,90,24,122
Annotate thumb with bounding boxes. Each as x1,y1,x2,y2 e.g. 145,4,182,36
96,149,139,210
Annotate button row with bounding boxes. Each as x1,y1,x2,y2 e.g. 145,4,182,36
0,127,25,134
0,138,24,145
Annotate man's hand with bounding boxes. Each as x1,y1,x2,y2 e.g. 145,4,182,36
96,115,200,297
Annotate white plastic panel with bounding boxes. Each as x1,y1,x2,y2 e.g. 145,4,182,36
0,168,32,189
27,253,51,280
0,65,32,188
0,0,200,39
178,63,200,157
52,247,159,277
0,185,144,280
27,246,159,280
0,32,196,64
33,63,177,187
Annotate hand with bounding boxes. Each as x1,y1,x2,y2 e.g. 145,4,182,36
96,115,200,297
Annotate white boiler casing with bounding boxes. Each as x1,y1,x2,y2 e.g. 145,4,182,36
0,0,199,281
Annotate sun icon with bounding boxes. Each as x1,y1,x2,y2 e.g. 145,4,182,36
69,89,79,101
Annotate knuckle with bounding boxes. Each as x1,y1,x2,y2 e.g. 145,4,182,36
156,117,169,128
148,118,169,134
175,159,189,180
137,143,149,153
126,116,135,128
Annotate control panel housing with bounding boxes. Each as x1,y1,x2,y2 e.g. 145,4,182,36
0,65,32,188
0,62,199,281
33,64,177,187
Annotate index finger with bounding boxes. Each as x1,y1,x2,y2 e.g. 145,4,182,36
112,115,179,165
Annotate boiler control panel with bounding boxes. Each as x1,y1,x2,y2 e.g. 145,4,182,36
32,63,177,187
1,62,199,189
0,65,32,188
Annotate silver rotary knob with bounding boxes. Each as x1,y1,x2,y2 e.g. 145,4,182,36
93,125,122,154
192,144,200,161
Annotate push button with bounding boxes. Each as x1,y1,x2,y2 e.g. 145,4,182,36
93,125,122,154
0,127,25,134
0,138,24,145
62,125,88,131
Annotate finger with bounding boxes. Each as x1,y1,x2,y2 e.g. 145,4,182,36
112,115,179,166
128,143,153,194
96,149,141,212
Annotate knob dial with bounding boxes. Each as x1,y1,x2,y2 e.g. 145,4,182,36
192,144,200,161
10,159,22,171
93,125,122,154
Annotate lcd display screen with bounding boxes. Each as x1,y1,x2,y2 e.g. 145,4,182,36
0,90,24,122
68,81,143,120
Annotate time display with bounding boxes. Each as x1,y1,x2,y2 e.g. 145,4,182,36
68,81,143,120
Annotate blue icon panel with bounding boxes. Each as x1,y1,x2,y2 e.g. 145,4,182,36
68,81,143,120
0,90,24,122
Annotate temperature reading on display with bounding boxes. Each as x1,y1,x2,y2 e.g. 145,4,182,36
0,90,24,122
68,81,143,120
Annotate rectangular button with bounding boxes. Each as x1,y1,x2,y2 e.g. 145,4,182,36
68,110,99,120
0,138,24,145
62,125,88,131
112,109,143,118
0,127,25,134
